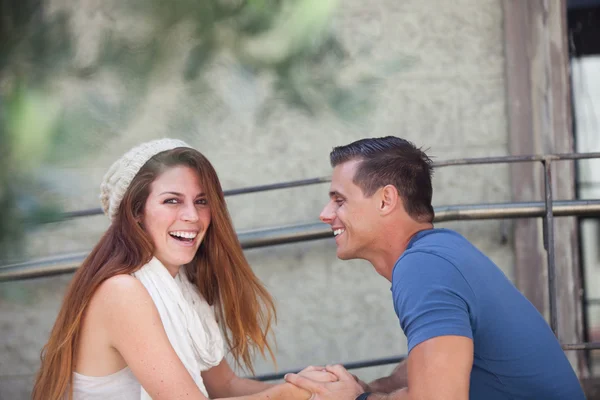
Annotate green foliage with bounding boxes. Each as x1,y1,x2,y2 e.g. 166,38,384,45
0,0,413,261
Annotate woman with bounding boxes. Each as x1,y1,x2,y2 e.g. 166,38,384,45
32,139,332,399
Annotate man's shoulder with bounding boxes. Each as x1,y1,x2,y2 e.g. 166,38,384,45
391,230,480,294
409,228,471,248
397,229,468,265
392,248,463,289
399,229,484,268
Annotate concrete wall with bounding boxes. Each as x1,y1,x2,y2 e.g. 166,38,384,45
0,0,511,398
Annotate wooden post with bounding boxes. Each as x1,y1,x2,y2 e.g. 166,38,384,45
503,0,588,377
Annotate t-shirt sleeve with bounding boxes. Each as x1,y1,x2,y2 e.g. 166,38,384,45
392,251,475,353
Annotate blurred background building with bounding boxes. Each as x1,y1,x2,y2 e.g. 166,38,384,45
1,0,599,398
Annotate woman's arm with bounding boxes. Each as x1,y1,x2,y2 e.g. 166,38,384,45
202,359,339,399
99,275,207,399
202,360,273,398
97,275,317,400
217,383,312,400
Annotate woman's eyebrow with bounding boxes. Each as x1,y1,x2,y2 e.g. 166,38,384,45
159,191,206,197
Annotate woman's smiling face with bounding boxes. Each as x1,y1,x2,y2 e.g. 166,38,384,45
141,165,211,276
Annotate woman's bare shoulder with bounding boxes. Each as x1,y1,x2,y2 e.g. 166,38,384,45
90,274,154,317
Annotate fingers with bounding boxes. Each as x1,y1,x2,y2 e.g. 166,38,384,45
301,365,326,373
325,364,354,381
285,373,325,393
301,370,338,382
322,372,339,383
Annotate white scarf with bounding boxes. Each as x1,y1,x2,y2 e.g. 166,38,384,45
133,257,225,399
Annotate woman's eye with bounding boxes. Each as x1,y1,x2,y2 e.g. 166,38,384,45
196,198,208,205
164,198,179,204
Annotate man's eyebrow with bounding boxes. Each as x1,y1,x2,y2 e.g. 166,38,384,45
329,190,345,198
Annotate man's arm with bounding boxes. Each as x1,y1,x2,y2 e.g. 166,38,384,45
362,360,408,393
284,336,472,400
370,335,473,400
366,388,409,400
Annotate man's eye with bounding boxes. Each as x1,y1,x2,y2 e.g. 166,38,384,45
335,199,344,205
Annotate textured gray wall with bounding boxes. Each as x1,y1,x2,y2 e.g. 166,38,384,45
0,0,512,398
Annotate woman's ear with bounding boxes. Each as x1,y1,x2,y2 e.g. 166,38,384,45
134,212,144,227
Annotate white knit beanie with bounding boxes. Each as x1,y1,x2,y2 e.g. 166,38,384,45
100,138,192,220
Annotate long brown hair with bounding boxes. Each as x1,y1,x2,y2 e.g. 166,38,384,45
32,147,276,400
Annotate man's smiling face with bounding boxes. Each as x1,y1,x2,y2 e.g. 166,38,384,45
319,159,382,260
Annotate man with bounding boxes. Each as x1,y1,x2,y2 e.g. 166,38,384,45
285,137,585,399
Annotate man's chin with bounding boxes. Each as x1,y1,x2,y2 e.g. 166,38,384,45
336,248,355,260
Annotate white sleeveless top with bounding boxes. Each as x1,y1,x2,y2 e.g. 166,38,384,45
71,258,225,399
71,367,140,399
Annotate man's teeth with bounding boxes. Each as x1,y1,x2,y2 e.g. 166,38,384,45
169,231,198,239
333,229,345,237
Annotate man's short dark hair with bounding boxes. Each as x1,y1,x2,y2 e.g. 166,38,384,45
330,136,434,222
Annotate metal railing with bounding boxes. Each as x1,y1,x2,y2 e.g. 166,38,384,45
2,151,600,381
2,199,600,282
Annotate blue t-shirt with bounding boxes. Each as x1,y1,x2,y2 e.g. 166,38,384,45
391,228,585,400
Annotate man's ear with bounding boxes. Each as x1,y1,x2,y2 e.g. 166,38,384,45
379,185,400,215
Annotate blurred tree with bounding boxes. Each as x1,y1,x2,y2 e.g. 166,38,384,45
1,0,67,258
0,0,411,261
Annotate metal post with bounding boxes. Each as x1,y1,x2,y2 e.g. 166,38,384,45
542,158,558,336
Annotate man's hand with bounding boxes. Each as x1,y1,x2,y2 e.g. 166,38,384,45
366,361,408,393
352,374,370,392
285,364,364,400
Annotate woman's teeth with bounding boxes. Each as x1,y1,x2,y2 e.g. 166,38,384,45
333,229,345,236
169,231,198,241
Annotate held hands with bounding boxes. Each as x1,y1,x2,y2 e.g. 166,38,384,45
351,374,370,392
285,364,364,400
296,366,339,383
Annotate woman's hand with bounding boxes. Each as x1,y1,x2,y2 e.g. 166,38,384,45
285,365,364,400
297,366,338,383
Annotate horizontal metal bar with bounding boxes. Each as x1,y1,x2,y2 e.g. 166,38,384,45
58,177,333,220
55,152,600,222
251,355,407,382
0,252,90,281
252,341,600,381
433,151,600,167
0,223,332,281
224,177,331,196
562,342,600,351
2,199,599,282
240,223,332,249
59,196,600,222
434,199,600,221
584,298,600,305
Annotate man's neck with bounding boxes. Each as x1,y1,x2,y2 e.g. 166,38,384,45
368,223,433,281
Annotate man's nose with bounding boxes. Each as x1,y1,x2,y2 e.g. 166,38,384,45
320,202,335,225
